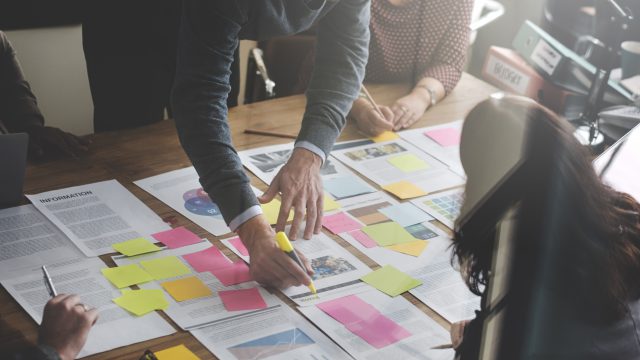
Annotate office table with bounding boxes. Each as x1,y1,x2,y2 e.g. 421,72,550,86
0,73,497,359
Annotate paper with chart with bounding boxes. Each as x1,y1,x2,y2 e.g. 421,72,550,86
400,121,466,177
135,167,232,236
411,188,465,229
222,231,371,306
0,257,175,358
0,204,85,280
331,139,465,195
298,290,455,360
190,298,351,360
26,180,170,257
113,240,281,330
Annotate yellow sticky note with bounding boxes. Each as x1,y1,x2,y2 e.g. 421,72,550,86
382,181,427,199
361,221,417,246
155,344,201,360
360,265,422,297
112,237,161,257
387,154,429,173
386,240,429,257
323,194,341,212
113,289,168,316
161,276,212,302
101,264,153,289
371,131,399,143
261,198,294,225
140,256,192,280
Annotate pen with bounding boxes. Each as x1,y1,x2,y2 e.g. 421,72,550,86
360,85,386,119
275,232,317,295
42,265,57,297
244,128,298,139
431,343,453,349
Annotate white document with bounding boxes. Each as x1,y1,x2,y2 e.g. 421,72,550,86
299,290,455,360
191,298,351,360
331,139,465,194
223,231,371,306
113,240,281,330
0,204,85,280
135,167,231,236
26,180,170,257
399,121,466,177
1,257,175,358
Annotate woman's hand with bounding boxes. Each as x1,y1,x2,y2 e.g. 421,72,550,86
450,320,470,349
390,90,430,131
350,98,395,136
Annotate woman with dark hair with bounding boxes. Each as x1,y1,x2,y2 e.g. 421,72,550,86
450,96,640,359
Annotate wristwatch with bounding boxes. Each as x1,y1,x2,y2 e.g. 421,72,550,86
417,84,438,107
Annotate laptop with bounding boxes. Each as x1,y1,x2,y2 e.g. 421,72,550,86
0,133,28,207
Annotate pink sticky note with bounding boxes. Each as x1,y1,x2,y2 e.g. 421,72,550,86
349,230,377,248
228,237,249,257
316,295,379,325
219,288,267,311
346,314,412,349
182,246,231,273
322,212,362,234
211,261,252,286
424,128,461,147
152,227,201,249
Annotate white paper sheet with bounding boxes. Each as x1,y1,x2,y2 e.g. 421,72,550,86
190,298,351,360
299,290,455,360
134,167,232,236
26,180,170,257
0,204,85,280
411,188,465,230
399,121,466,177
0,257,175,358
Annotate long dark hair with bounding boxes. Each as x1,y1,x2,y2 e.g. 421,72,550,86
452,97,640,321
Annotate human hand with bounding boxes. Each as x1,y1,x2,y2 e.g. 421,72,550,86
259,147,323,240
450,320,470,350
38,294,99,360
351,98,395,136
27,125,90,160
237,216,314,289
390,91,430,131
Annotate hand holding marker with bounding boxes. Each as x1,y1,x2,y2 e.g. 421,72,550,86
275,231,317,295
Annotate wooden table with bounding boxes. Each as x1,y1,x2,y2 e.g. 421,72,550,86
0,73,496,359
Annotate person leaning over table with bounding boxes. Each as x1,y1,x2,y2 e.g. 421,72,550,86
171,1,369,289
9,294,99,360
0,31,89,159
449,96,640,359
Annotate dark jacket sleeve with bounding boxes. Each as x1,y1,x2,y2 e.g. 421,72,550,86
9,344,61,360
0,31,45,133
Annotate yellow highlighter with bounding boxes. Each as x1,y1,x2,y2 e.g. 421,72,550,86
275,232,317,295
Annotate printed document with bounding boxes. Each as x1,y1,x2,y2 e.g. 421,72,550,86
400,121,466,177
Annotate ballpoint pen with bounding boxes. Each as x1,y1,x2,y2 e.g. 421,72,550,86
275,232,317,295
42,265,57,297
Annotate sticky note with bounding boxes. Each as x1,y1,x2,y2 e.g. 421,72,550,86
113,289,168,316
322,212,362,234
371,131,399,143
140,256,192,280
346,314,412,348
378,203,432,227
424,127,461,147
151,227,202,249
228,237,249,257
182,246,231,272
387,154,429,173
161,276,212,302
382,181,427,199
361,222,417,246
261,198,294,225
323,195,341,212
324,176,373,199
211,261,252,286
112,237,161,257
316,295,379,325
385,240,428,257
349,230,377,248
101,264,153,289
218,288,267,311
360,265,422,297
155,344,201,360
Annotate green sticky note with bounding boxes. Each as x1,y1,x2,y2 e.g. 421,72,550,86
113,289,169,316
361,222,417,246
140,256,192,280
112,237,162,257
360,265,422,297
101,264,153,289
387,154,429,173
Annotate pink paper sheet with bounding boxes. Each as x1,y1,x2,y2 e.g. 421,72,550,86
349,230,377,248
152,227,201,249
182,246,231,272
211,261,252,286
219,288,267,311
228,237,249,257
322,212,362,234
316,295,378,325
424,127,461,147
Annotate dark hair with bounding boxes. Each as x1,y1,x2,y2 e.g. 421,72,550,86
452,97,640,321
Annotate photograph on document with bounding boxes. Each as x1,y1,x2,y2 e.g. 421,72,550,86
411,188,465,229
347,201,393,225
227,328,315,359
311,255,357,281
343,143,406,161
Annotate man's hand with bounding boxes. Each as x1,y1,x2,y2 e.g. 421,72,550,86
259,148,323,240
237,216,314,289
27,125,90,160
38,294,99,360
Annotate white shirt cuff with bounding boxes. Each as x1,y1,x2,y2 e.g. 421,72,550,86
228,205,263,232
294,141,326,164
